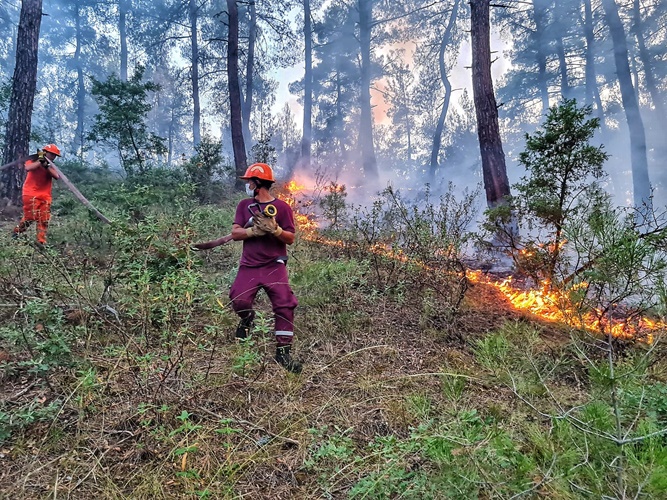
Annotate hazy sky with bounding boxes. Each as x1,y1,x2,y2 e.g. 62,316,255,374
269,28,512,131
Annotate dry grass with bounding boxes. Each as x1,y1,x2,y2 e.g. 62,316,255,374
0,232,654,499
0,292,540,497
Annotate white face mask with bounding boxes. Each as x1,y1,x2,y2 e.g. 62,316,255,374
245,183,255,196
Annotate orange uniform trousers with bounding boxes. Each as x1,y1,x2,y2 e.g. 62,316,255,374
14,196,52,244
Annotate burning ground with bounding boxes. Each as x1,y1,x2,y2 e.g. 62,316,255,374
0,185,666,498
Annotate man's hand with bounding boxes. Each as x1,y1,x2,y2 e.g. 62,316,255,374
246,225,267,238
38,151,49,168
254,214,282,236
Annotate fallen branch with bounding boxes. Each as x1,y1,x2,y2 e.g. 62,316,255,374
159,384,299,446
7,382,37,402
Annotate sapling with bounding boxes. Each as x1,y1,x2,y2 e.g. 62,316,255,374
484,98,608,287
508,199,667,498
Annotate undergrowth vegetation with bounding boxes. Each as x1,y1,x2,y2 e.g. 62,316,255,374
1,146,666,498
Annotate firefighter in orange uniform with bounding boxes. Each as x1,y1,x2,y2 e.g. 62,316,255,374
12,144,61,247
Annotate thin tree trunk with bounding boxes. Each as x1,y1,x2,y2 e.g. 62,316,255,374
470,0,511,208
632,0,665,116
554,29,571,98
227,0,247,187
1,0,43,204
601,0,652,212
533,0,550,115
75,2,85,159
119,0,129,81
300,0,312,170
242,0,256,150
406,111,412,162
583,0,606,128
630,46,640,96
190,0,201,146
336,68,345,164
358,0,378,180
168,106,174,165
429,0,460,178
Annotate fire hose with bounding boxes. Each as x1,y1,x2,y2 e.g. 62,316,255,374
0,154,35,172
45,158,111,224
191,203,276,251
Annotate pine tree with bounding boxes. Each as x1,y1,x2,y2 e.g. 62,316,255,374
1,0,43,204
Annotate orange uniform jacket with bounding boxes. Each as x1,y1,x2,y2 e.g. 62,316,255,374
23,165,54,200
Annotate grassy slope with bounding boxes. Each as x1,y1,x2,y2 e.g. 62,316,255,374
0,198,666,499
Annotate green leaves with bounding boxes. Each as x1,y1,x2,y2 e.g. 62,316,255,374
516,98,608,229
183,135,230,203
88,66,167,175
487,98,612,286
169,410,202,437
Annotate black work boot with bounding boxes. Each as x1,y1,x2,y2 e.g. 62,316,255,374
235,315,254,340
275,345,303,374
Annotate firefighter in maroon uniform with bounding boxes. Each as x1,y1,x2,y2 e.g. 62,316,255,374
13,144,61,247
229,163,302,373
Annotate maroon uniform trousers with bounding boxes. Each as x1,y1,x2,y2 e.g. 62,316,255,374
229,261,298,345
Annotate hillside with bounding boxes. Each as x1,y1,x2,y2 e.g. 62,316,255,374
0,185,666,499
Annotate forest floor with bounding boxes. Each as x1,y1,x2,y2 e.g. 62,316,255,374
0,202,664,499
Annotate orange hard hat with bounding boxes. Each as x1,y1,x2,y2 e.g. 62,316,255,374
239,163,275,182
42,144,61,156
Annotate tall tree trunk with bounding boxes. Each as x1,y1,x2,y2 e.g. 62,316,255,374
190,0,201,146
242,0,256,150
358,0,378,180
632,0,665,116
300,0,312,170
227,0,247,188
583,0,606,128
630,46,640,94
429,0,460,178
554,29,571,98
119,0,129,81
1,0,43,204
335,67,346,166
470,0,511,208
406,108,412,162
533,0,550,115
601,0,652,212
75,2,85,159
168,106,175,165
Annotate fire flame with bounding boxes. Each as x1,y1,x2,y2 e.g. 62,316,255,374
286,179,305,192
467,271,662,343
282,180,664,343
277,179,317,233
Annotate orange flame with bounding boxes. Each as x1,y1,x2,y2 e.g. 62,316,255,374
286,179,305,193
281,179,318,235
282,180,664,343
467,271,662,343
